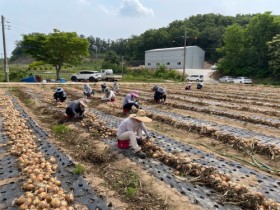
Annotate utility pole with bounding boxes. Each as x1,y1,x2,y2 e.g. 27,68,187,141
183,31,187,80
1,15,9,82
121,56,124,76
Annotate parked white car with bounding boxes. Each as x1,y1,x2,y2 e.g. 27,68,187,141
186,75,204,82
219,76,234,83
70,70,101,82
233,77,252,84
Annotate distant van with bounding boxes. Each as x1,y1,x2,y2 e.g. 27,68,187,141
186,75,204,82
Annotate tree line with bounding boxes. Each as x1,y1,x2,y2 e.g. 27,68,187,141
10,12,280,80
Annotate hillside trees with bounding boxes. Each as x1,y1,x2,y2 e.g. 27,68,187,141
217,24,247,76
267,34,280,78
217,12,280,77
20,30,89,79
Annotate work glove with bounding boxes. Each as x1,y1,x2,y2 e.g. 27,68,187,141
134,102,139,108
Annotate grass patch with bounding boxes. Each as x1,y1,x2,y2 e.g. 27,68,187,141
23,98,34,106
73,163,85,175
51,124,70,134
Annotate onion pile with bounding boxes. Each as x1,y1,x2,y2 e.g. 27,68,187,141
141,140,280,209
80,112,116,138
146,111,280,161
0,93,75,209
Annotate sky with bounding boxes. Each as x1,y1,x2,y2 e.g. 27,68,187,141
1,0,280,57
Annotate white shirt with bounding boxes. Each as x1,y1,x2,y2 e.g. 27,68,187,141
117,118,149,136
102,90,115,101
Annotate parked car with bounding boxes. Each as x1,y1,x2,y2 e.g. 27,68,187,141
186,75,204,82
233,77,252,84
219,76,234,83
70,70,101,82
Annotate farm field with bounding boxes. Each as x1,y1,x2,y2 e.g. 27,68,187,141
0,82,280,210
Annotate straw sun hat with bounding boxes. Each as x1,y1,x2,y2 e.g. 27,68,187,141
130,110,152,123
79,98,88,108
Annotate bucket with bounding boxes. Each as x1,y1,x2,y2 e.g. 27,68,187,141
117,139,130,149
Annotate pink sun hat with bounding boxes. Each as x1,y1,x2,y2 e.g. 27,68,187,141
131,90,139,98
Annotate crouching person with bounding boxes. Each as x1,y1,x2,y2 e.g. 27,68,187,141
122,91,139,113
197,82,203,90
84,83,95,98
151,85,167,103
54,87,67,102
185,82,192,90
66,98,88,119
117,110,152,158
101,88,115,102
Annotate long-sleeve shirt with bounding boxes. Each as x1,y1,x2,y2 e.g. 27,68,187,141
67,100,84,116
102,90,115,101
157,87,166,94
54,91,66,99
122,94,137,106
117,118,149,137
112,83,119,91
84,84,92,95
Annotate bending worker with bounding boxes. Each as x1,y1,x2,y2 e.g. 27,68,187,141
151,85,167,103
117,109,152,158
66,98,88,119
101,87,116,102
84,83,95,98
197,82,203,90
53,87,67,102
112,81,120,93
122,91,139,113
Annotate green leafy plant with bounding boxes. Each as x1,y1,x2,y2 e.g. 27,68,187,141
51,124,70,134
73,163,85,175
125,187,137,198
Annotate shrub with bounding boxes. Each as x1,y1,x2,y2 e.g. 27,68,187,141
9,69,32,81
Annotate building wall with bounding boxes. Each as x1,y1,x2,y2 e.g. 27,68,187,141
145,46,205,69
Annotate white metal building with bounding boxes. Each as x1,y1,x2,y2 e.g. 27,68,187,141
145,46,205,69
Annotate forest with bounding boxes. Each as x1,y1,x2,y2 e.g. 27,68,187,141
10,12,280,80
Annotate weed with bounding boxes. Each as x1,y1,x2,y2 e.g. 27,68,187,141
125,187,137,198
73,163,85,175
23,98,34,106
122,170,140,199
51,124,70,134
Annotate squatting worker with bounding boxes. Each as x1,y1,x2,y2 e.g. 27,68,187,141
101,87,115,102
66,98,88,119
117,109,152,158
122,90,139,112
53,87,67,102
101,83,107,92
112,81,120,93
151,85,167,103
197,82,203,90
84,83,95,98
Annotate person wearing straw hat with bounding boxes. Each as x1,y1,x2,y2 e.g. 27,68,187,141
83,83,95,99
53,87,67,102
117,109,152,158
65,98,88,119
122,90,140,113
